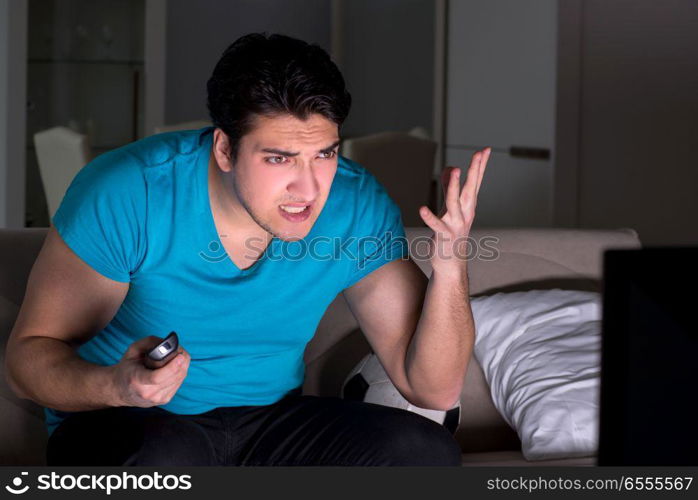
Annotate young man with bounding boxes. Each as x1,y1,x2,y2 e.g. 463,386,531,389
5,33,489,466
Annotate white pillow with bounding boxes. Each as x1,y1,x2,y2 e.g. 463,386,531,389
470,289,601,461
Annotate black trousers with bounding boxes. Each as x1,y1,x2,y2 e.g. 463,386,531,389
46,391,462,466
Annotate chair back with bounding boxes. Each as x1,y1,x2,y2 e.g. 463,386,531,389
342,130,437,226
33,127,91,218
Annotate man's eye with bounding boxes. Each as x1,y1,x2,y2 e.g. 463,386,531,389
266,151,336,164
266,156,286,164
319,150,337,160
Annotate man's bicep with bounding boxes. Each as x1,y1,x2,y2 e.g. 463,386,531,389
342,257,428,400
9,226,129,348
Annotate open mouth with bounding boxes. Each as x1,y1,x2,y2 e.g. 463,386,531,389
278,203,312,222
279,204,309,214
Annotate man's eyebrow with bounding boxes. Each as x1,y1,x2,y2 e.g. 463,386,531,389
259,140,341,157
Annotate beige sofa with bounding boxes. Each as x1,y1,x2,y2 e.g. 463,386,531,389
0,226,641,466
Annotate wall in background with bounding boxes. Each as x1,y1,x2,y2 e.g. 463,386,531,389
4,0,696,241
0,0,27,229
163,0,436,142
164,0,331,127
573,0,698,245
335,0,435,139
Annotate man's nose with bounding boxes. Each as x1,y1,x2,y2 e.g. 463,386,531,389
287,163,320,202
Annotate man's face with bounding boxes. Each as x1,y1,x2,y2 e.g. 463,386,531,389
227,113,340,242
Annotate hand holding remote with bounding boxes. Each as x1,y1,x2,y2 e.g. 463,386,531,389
112,334,190,408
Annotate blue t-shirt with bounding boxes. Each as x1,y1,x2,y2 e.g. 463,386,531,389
44,127,408,437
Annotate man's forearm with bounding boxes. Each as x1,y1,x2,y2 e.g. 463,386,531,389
5,336,123,411
404,268,474,410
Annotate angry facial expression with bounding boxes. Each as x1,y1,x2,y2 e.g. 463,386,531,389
213,113,340,242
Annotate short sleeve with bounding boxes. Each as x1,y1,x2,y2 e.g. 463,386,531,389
51,149,147,283
343,170,410,290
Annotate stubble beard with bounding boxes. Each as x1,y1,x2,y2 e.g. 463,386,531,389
231,170,304,242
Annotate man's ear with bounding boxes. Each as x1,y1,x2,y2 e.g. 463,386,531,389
213,128,234,172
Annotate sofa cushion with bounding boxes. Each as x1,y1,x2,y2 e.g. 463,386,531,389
0,295,48,465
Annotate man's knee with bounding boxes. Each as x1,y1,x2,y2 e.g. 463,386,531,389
124,416,218,466
365,408,462,466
